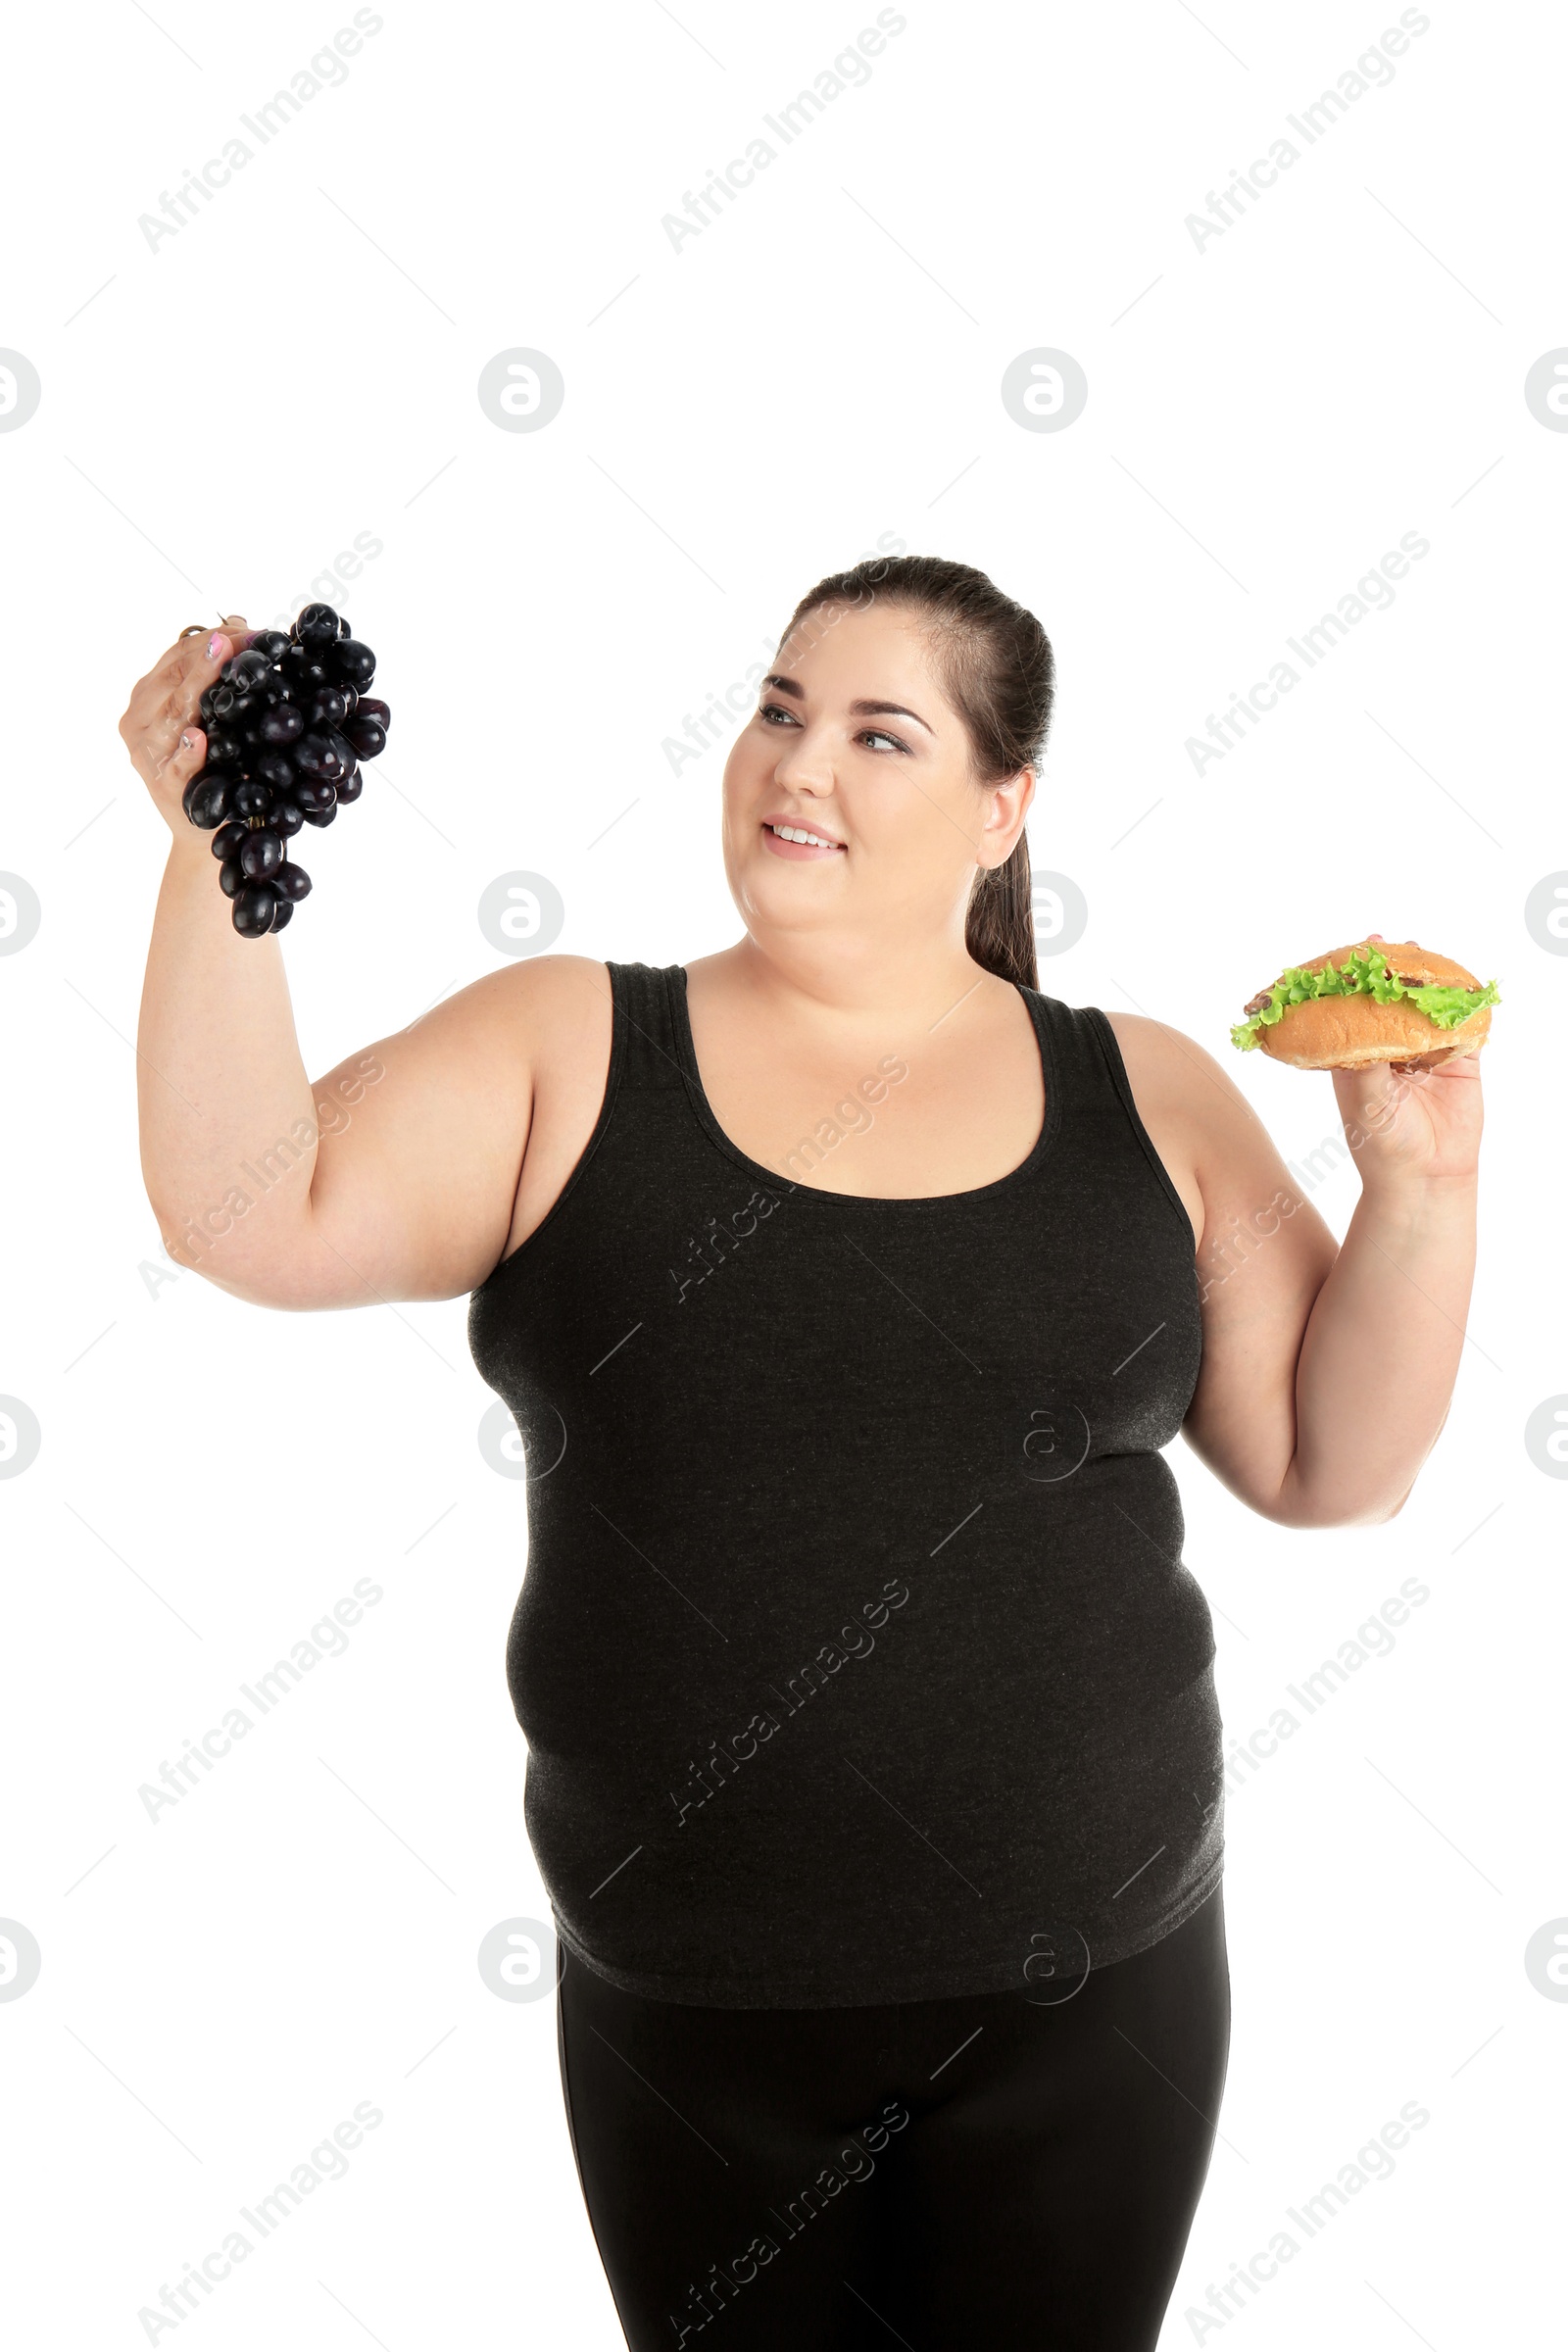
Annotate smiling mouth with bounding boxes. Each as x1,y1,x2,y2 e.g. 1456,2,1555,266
764,821,844,851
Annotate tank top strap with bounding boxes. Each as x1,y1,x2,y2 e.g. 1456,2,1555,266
1021,983,1105,1104
607,959,689,1093
1026,985,1197,1245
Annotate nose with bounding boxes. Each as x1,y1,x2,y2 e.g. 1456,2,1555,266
770,723,835,796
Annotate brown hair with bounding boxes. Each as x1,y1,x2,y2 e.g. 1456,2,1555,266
779,554,1055,990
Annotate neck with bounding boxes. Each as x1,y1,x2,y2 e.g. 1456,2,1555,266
713,923,996,1031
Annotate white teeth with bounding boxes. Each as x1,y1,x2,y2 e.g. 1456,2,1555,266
769,823,839,849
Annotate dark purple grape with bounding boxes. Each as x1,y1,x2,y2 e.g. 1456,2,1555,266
356,698,390,732
209,682,237,718
257,703,304,745
205,726,244,767
229,691,265,728
250,629,290,662
231,781,273,819
239,827,283,881
300,801,338,828
331,638,376,690
272,861,312,902
230,648,271,690
341,713,385,760
219,855,245,899
252,749,296,791
232,883,277,935
292,731,332,776
270,896,294,932
291,773,336,813
282,647,334,694
305,686,351,729
335,765,364,805
212,819,248,861
296,602,339,650
188,775,235,828
272,796,305,839
198,687,218,724
336,614,353,640
294,729,353,782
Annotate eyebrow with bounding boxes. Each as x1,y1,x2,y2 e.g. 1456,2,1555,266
760,674,935,735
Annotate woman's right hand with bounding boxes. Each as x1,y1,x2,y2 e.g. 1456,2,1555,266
119,614,252,838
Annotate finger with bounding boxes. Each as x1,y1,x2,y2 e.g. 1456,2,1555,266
158,619,252,735
168,616,252,697
147,720,211,796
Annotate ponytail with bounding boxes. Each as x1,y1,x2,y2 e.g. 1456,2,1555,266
966,833,1037,991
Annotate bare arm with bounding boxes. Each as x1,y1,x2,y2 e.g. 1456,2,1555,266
125,617,555,1307
1114,1017,1482,1529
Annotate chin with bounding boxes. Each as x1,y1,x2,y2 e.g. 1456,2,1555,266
733,855,841,926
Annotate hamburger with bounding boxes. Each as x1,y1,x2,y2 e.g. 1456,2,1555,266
1230,938,1499,1070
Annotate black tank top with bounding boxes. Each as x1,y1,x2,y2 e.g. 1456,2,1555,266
467,961,1224,2007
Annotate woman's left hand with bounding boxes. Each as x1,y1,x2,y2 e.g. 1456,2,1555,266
1328,934,1486,1187
1331,1051,1485,1187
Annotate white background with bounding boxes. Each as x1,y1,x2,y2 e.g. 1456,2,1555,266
2,0,1564,2344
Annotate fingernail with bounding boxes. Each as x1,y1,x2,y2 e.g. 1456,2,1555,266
208,632,228,661
179,730,194,750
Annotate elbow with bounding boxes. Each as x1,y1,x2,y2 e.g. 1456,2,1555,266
150,1207,336,1312
1257,1459,1416,1531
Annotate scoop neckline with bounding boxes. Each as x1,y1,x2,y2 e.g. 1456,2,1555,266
664,963,1063,1210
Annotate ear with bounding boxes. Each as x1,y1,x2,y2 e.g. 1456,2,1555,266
976,767,1036,870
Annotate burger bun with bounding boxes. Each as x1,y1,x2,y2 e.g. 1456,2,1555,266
1256,940,1492,1071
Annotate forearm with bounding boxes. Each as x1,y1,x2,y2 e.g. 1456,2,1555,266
1276,1173,1479,1525
137,831,318,1278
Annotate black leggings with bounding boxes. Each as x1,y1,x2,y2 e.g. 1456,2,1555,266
555,1886,1230,2350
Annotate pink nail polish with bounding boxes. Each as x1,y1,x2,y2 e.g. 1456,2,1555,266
208,632,227,660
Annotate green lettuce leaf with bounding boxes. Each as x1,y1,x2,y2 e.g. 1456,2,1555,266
1230,944,1500,1052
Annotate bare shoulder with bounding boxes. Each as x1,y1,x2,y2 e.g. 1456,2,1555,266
381,952,610,1078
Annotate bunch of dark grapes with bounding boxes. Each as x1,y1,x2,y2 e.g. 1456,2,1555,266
180,603,391,935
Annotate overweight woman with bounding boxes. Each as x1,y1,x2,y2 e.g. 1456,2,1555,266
124,556,1482,2350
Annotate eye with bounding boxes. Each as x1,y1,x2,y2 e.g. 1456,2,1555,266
758,701,799,727
858,727,909,755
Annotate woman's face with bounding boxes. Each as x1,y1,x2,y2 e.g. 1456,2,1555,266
719,598,1032,964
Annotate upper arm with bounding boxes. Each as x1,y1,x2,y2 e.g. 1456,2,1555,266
239,954,607,1310
1108,1012,1340,1520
